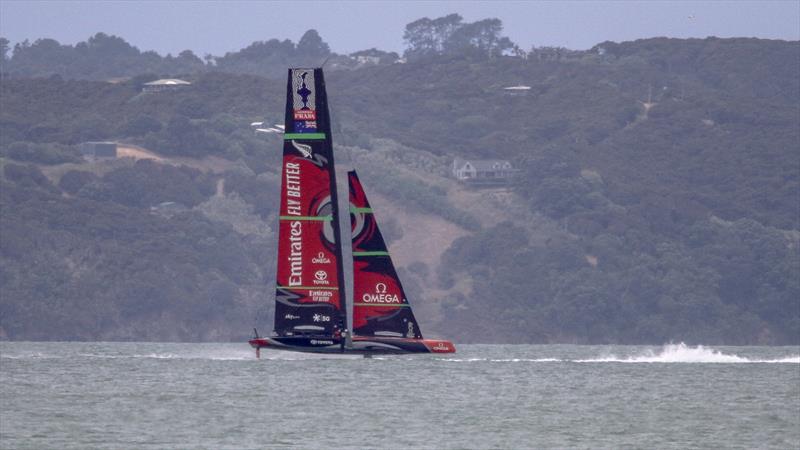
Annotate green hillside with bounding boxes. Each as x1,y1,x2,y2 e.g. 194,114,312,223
1,34,797,344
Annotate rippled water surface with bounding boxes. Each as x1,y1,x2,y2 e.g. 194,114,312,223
1,342,798,449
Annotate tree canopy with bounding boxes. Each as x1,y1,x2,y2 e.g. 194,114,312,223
0,25,797,344
403,14,516,59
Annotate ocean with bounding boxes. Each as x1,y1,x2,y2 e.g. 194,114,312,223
1,342,798,449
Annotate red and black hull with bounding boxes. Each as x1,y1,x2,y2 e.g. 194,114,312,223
248,335,455,356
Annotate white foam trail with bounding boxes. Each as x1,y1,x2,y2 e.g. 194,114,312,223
3,343,797,363
441,358,564,362
73,351,255,361
437,343,799,364
255,350,362,361
577,343,800,364
0,352,47,359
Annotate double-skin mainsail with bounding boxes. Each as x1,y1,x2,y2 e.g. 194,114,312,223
248,68,455,356
272,68,347,339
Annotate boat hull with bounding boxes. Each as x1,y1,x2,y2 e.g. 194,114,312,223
248,336,455,356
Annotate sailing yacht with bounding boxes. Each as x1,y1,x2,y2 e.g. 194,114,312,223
248,68,455,356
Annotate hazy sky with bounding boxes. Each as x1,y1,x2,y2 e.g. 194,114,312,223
1,1,798,56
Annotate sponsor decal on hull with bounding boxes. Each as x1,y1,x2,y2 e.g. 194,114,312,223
425,340,456,353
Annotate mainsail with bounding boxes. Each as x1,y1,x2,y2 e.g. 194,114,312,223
273,68,347,337
348,171,423,339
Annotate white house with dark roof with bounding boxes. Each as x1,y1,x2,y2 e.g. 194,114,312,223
452,158,516,184
142,78,192,93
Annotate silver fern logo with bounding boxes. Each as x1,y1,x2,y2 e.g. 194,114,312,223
290,140,328,168
291,140,312,158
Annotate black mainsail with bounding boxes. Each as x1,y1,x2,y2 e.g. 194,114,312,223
272,68,347,338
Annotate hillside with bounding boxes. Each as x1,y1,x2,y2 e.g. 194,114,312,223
1,37,797,344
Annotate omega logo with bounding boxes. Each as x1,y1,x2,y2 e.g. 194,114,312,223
361,282,399,303
312,252,331,264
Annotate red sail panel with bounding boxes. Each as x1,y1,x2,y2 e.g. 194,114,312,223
348,171,423,339
273,68,346,337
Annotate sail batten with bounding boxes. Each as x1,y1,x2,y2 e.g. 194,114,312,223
283,133,326,140
352,251,390,256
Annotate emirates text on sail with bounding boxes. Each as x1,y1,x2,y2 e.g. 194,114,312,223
285,161,303,286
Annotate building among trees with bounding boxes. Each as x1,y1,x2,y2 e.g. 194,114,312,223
452,158,516,185
142,78,191,93
503,85,531,96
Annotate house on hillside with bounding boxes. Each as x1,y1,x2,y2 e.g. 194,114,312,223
355,55,380,65
452,158,517,185
142,78,192,93
150,201,188,217
503,85,531,96
79,141,117,161
349,48,400,66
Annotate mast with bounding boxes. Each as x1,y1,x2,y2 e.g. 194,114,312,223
308,68,348,335
272,68,347,337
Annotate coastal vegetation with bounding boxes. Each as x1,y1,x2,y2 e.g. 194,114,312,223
1,16,797,343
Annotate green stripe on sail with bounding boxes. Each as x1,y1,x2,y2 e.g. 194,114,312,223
350,207,373,214
353,302,410,308
352,251,390,257
277,286,339,290
279,215,332,221
284,133,326,140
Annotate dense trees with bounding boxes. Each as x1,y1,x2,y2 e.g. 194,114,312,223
403,14,516,59
0,37,10,63
1,30,335,80
296,30,330,58
0,27,797,343
1,15,519,80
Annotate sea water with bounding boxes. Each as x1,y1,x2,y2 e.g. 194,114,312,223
1,342,798,449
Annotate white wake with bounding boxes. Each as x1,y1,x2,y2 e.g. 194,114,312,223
440,343,800,364
576,343,800,364
2,343,798,363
